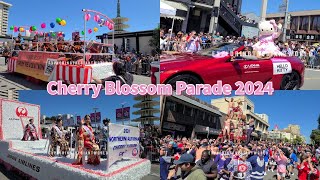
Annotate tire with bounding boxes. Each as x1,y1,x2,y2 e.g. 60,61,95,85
166,74,202,89
280,71,301,90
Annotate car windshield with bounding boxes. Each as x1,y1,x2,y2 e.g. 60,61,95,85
197,43,240,57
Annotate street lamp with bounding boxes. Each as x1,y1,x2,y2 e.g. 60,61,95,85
120,102,127,125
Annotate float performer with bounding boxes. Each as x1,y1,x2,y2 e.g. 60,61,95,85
21,119,39,141
49,118,69,157
73,115,100,165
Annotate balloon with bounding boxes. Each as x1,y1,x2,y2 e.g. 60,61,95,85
60,20,66,26
56,18,62,24
94,15,100,22
63,34,65,37
105,21,110,27
85,13,91,21
40,32,43,36
10,26,14,30
81,31,85,35
30,27,33,31
14,27,18,32
32,26,37,31
50,23,55,28
34,31,38,35
47,33,51,37
88,29,92,34
93,27,98,32
41,23,46,28
52,33,56,37
19,27,25,32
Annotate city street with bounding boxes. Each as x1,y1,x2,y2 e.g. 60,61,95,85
301,68,320,90
0,62,151,91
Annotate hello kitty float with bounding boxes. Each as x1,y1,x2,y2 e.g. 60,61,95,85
252,19,286,56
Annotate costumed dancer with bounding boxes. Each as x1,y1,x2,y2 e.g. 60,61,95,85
223,115,231,143
252,19,285,58
73,115,100,165
49,118,69,157
225,97,235,118
22,119,39,141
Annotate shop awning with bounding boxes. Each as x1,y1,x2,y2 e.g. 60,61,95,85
160,0,176,16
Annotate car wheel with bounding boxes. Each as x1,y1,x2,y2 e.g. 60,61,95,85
280,71,300,90
166,74,202,89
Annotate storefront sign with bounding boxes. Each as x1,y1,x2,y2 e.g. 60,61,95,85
107,124,140,170
163,122,186,131
15,52,60,82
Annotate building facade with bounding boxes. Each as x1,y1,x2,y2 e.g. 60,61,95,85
0,1,11,36
211,96,269,140
0,90,18,100
267,10,320,44
160,93,224,139
284,124,301,135
161,0,257,36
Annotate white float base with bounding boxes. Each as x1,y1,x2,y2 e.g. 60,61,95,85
0,140,150,180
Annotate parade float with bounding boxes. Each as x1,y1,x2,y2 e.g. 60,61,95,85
7,9,116,85
0,99,151,179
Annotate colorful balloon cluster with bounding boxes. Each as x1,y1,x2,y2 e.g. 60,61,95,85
29,26,37,32
84,13,114,30
56,18,67,26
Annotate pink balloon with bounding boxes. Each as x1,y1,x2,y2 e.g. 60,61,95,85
94,15,100,22
85,14,91,21
88,29,92,34
40,32,44,36
35,31,38,35
14,27,18,32
105,21,110,27
41,23,46,29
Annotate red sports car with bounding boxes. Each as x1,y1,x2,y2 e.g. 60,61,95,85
155,43,305,90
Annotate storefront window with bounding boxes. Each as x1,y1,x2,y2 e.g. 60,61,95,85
299,16,309,31
290,17,298,30
310,16,320,31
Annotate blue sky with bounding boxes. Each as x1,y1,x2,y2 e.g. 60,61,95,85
19,91,160,125
197,91,320,143
242,0,320,15
6,0,159,40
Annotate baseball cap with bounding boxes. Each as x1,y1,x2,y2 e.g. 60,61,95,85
173,154,195,165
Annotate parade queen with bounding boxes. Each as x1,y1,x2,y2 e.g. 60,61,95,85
73,115,100,165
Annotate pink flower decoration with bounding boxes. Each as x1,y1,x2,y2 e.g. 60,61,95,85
213,51,229,58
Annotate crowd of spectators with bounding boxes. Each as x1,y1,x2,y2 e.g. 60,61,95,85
160,28,320,68
159,135,320,180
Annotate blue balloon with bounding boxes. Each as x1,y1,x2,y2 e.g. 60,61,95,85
48,33,51,37
63,34,65,37
50,23,55,28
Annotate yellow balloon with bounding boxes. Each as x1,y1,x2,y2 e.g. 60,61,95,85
61,20,66,26
20,27,24,32
93,27,98,32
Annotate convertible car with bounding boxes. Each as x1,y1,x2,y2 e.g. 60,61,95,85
154,43,305,90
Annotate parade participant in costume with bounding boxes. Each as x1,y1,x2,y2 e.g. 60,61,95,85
223,115,231,143
227,148,252,180
73,115,100,165
252,19,285,57
246,118,255,144
100,118,110,158
49,118,69,157
273,148,288,180
31,35,39,51
22,119,39,141
225,98,235,118
247,147,266,180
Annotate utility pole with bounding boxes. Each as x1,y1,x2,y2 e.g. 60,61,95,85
282,0,289,42
121,102,127,125
261,0,268,21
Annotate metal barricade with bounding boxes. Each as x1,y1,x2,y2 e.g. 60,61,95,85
144,146,159,163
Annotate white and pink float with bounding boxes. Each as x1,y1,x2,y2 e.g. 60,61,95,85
0,99,151,179
7,9,117,85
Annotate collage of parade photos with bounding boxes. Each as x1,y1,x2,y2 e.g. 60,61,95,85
1,0,320,180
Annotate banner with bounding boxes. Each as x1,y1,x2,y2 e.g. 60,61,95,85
116,107,130,122
15,51,60,82
76,116,81,125
90,112,101,124
0,99,41,140
107,123,140,169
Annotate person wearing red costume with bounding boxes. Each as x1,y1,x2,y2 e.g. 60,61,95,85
298,155,320,180
21,119,39,141
73,115,100,165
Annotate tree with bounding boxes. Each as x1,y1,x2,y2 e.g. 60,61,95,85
318,114,320,130
284,137,289,142
149,25,160,56
311,129,320,145
293,136,304,144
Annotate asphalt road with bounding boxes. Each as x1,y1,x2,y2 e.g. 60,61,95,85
301,68,320,90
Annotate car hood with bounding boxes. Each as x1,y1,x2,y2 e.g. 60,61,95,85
160,53,216,63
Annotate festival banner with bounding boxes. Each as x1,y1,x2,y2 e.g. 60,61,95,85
76,116,81,125
107,123,140,169
115,107,130,122
90,112,101,124
15,51,60,82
